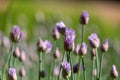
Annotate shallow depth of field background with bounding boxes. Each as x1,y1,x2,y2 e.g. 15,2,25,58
0,1,120,80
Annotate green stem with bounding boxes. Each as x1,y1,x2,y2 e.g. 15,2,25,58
95,48,99,80
99,53,103,80
58,51,66,80
39,52,42,80
69,51,73,80
77,57,81,80
82,57,86,80
49,40,56,80
13,58,17,68
92,60,95,80
81,25,85,43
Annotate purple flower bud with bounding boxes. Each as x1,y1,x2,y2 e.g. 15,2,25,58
56,21,66,35
37,38,46,52
93,69,97,77
52,26,60,40
61,62,71,79
88,33,100,48
80,10,89,25
44,40,52,53
53,66,59,76
101,39,109,52
110,65,118,78
74,44,80,55
39,70,46,78
79,42,87,56
91,48,96,60
19,51,26,62
64,36,75,51
19,66,26,77
64,28,75,51
13,47,20,58
8,68,17,80
53,47,60,59
10,25,22,42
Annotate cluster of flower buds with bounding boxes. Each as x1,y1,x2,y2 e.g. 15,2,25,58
64,28,75,51
37,38,52,53
80,10,89,25
8,68,17,80
61,62,71,79
10,25,22,42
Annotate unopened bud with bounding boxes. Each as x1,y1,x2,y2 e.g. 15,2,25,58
53,47,60,59
53,66,59,76
52,27,60,40
110,65,118,78
74,44,80,55
19,51,26,62
101,39,109,52
13,47,20,58
79,42,87,56
91,48,96,60
19,66,26,77
93,69,97,77
39,70,46,78
37,38,46,52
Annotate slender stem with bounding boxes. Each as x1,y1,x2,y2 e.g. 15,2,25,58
66,77,69,80
39,52,42,80
92,60,95,80
13,58,17,68
77,57,81,80
58,51,66,80
69,51,73,80
95,48,99,80
81,25,85,43
82,57,86,80
99,53,103,80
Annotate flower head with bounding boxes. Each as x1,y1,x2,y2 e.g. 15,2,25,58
80,10,89,25
55,21,66,35
79,42,87,56
61,62,71,79
8,68,17,80
110,65,118,78
10,25,22,42
44,40,52,53
88,33,100,48
101,39,109,52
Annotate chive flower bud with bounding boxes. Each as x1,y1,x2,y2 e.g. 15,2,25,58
53,47,60,59
79,42,87,56
56,21,66,35
19,66,26,77
62,62,71,79
52,26,60,40
10,25,22,42
13,47,20,58
40,70,46,78
37,38,46,52
19,51,26,62
88,33,100,48
53,66,59,76
91,48,96,60
101,39,109,52
110,65,118,78
8,68,17,80
74,44,80,55
80,10,89,25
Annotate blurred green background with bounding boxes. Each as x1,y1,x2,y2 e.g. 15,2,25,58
0,1,120,80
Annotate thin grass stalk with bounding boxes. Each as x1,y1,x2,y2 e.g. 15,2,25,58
82,56,86,80
69,51,73,80
77,57,81,80
95,48,99,80
49,41,56,80
92,60,95,80
39,52,42,80
58,51,66,80
99,53,104,80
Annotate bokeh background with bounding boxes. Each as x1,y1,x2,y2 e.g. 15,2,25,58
0,1,120,80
